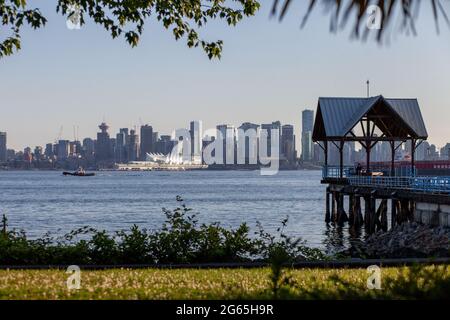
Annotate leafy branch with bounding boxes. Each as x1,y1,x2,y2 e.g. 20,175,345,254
0,0,260,59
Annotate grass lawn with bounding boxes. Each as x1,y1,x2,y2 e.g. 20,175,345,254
0,265,449,300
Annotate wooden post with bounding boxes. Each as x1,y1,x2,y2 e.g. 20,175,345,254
408,200,415,222
331,192,337,222
364,196,370,230
337,193,348,226
391,199,397,229
354,196,364,227
339,140,344,178
379,199,388,232
390,141,395,177
348,195,355,226
369,197,376,234
366,118,371,173
398,199,410,224
411,139,416,176
325,189,331,223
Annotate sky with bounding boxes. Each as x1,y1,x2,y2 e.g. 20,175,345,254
1,1,450,152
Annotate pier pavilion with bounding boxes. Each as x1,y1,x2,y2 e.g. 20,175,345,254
313,96,450,233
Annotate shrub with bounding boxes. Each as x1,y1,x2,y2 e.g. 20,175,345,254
0,197,323,266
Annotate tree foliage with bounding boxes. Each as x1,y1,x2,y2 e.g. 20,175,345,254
1,1,449,60
271,0,450,43
0,0,260,59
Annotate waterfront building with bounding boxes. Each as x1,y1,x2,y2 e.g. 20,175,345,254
140,125,153,160
441,143,450,160
152,132,158,147
190,121,203,164
45,143,54,158
261,121,281,159
6,149,15,161
82,138,95,157
281,124,296,163
23,147,32,163
57,140,70,160
96,122,112,162
237,122,259,164
301,109,314,161
216,124,236,164
127,129,139,162
155,135,175,155
428,144,440,160
0,132,6,163
115,128,128,163
313,143,324,163
301,131,313,162
34,146,43,160
415,141,429,161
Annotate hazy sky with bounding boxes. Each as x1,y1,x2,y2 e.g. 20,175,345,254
1,1,450,151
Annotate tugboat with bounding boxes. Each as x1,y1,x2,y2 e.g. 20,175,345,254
63,167,95,177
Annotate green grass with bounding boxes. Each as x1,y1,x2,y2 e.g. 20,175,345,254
0,265,449,300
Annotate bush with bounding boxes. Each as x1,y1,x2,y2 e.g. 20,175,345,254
0,197,322,266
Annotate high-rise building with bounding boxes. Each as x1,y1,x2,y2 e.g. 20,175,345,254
281,124,296,163
216,124,236,164
238,122,259,164
23,147,32,163
140,125,153,160
82,138,95,157
155,135,175,155
115,128,128,163
34,146,43,160
190,121,203,164
428,144,440,160
57,140,70,160
261,121,281,158
415,141,429,161
45,143,54,158
127,129,139,162
0,132,6,163
441,143,450,160
96,122,112,162
301,109,314,161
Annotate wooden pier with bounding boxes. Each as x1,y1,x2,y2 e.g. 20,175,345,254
312,96,450,233
323,177,450,232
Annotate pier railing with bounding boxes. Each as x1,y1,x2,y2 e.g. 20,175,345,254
322,165,416,179
345,176,450,194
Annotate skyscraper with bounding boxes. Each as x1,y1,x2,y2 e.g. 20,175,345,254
301,109,314,161
216,124,236,164
281,124,296,163
238,122,259,164
57,140,70,160
0,132,6,163
155,135,175,155
96,122,112,162
261,121,281,158
190,120,203,164
140,125,153,160
127,129,139,162
115,128,128,163
45,143,54,158
441,143,450,160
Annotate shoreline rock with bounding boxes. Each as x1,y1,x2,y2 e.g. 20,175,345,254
343,222,450,258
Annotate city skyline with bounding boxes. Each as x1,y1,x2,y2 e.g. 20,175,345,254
1,2,450,151
2,113,449,166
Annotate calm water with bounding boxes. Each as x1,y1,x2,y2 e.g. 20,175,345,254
0,170,357,252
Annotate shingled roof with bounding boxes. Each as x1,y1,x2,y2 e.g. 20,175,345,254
312,95,428,141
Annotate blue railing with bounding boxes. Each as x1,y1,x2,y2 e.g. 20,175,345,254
322,165,450,194
322,165,416,179
346,176,450,194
